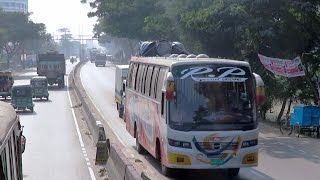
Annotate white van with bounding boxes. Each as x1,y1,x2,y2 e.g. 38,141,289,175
115,65,129,118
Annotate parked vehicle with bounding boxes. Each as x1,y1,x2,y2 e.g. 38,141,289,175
115,65,129,118
37,51,66,88
30,76,49,100
0,101,25,179
125,54,265,176
95,53,107,67
0,71,14,99
11,85,34,112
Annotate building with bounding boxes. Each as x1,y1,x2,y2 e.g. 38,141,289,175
0,0,28,13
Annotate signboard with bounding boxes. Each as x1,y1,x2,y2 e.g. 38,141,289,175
258,54,305,77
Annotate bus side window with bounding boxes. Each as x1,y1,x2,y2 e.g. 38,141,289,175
127,63,133,88
151,67,160,99
134,64,140,91
131,63,138,89
0,152,6,180
139,65,146,93
157,68,167,102
136,64,142,92
143,65,148,94
145,66,154,96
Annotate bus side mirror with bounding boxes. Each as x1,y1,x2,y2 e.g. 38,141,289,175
253,73,265,105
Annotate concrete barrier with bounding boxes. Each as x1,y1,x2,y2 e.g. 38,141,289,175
71,61,144,179
106,143,143,180
69,61,109,164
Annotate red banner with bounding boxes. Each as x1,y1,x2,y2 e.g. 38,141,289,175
258,54,305,77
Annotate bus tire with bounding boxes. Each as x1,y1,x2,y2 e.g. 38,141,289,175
227,168,240,177
135,127,144,154
161,165,171,177
30,107,34,113
119,109,124,118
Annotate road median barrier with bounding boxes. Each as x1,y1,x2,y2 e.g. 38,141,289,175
106,143,142,180
69,60,109,164
70,61,145,179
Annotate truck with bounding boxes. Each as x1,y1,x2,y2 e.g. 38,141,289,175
115,65,129,118
37,51,66,88
0,71,14,99
94,53,107,67
89,48,99,63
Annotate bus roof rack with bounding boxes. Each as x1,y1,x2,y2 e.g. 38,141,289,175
169,54,179,58
186,54,197,58
177,54,187,58
196,54,209,58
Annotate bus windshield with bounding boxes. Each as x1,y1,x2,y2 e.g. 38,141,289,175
169,64,256,131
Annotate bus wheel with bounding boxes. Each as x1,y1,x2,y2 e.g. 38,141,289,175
227,168,240,177
161,165,171,177
135,128,144,154
30,107,34,113
119,109,124,118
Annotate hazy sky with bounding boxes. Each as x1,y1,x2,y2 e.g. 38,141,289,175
28,0,97,38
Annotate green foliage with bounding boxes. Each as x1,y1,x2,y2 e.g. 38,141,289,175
0,10,53,68
85,0,320,117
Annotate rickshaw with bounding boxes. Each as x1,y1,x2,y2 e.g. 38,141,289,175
0,71,14,99
11,85,34,112
30,76,49,100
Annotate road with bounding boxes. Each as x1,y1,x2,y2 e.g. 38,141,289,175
7,61,96,180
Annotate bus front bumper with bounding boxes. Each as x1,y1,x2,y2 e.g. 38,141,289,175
165,145,258,169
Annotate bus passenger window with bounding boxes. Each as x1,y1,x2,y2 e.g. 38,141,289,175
0,155,5,180
134,64,140,91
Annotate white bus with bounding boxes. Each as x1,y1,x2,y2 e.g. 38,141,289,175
124,56,265,176
0,101,26,180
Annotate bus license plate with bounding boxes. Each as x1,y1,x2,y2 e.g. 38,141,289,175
211,159,224,165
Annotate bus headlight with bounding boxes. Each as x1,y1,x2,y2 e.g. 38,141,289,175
241,139,258,148
168,139,192,149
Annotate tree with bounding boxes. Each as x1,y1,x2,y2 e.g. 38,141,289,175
0,10,51,69
84,0,320,120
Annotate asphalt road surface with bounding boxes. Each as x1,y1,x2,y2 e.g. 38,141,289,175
4,61,96,180
79,61,320,180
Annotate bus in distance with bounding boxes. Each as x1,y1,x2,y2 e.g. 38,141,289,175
124,55,265,176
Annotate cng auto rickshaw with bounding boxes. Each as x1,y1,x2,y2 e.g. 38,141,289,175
30,76,49,100
11,85,34,112
0,71,14,99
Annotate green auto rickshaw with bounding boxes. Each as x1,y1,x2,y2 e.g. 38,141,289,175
30,76,49,100
11,85,34,112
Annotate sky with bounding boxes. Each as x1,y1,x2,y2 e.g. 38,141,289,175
28,0,97,39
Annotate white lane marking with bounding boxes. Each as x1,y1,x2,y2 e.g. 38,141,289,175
250,170,266,179
87,162,91,166
80,66,126,147
88,167,96,180
83,150,87,154
299,150,306,153
84,153,88,157
288,145,294,149
312,155,320,158
67,78,84,147
85,158,90,162
67,76,96,180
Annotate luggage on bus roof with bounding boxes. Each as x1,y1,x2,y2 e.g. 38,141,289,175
139,40,189,57
171,41,188,55
139,41,157,57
